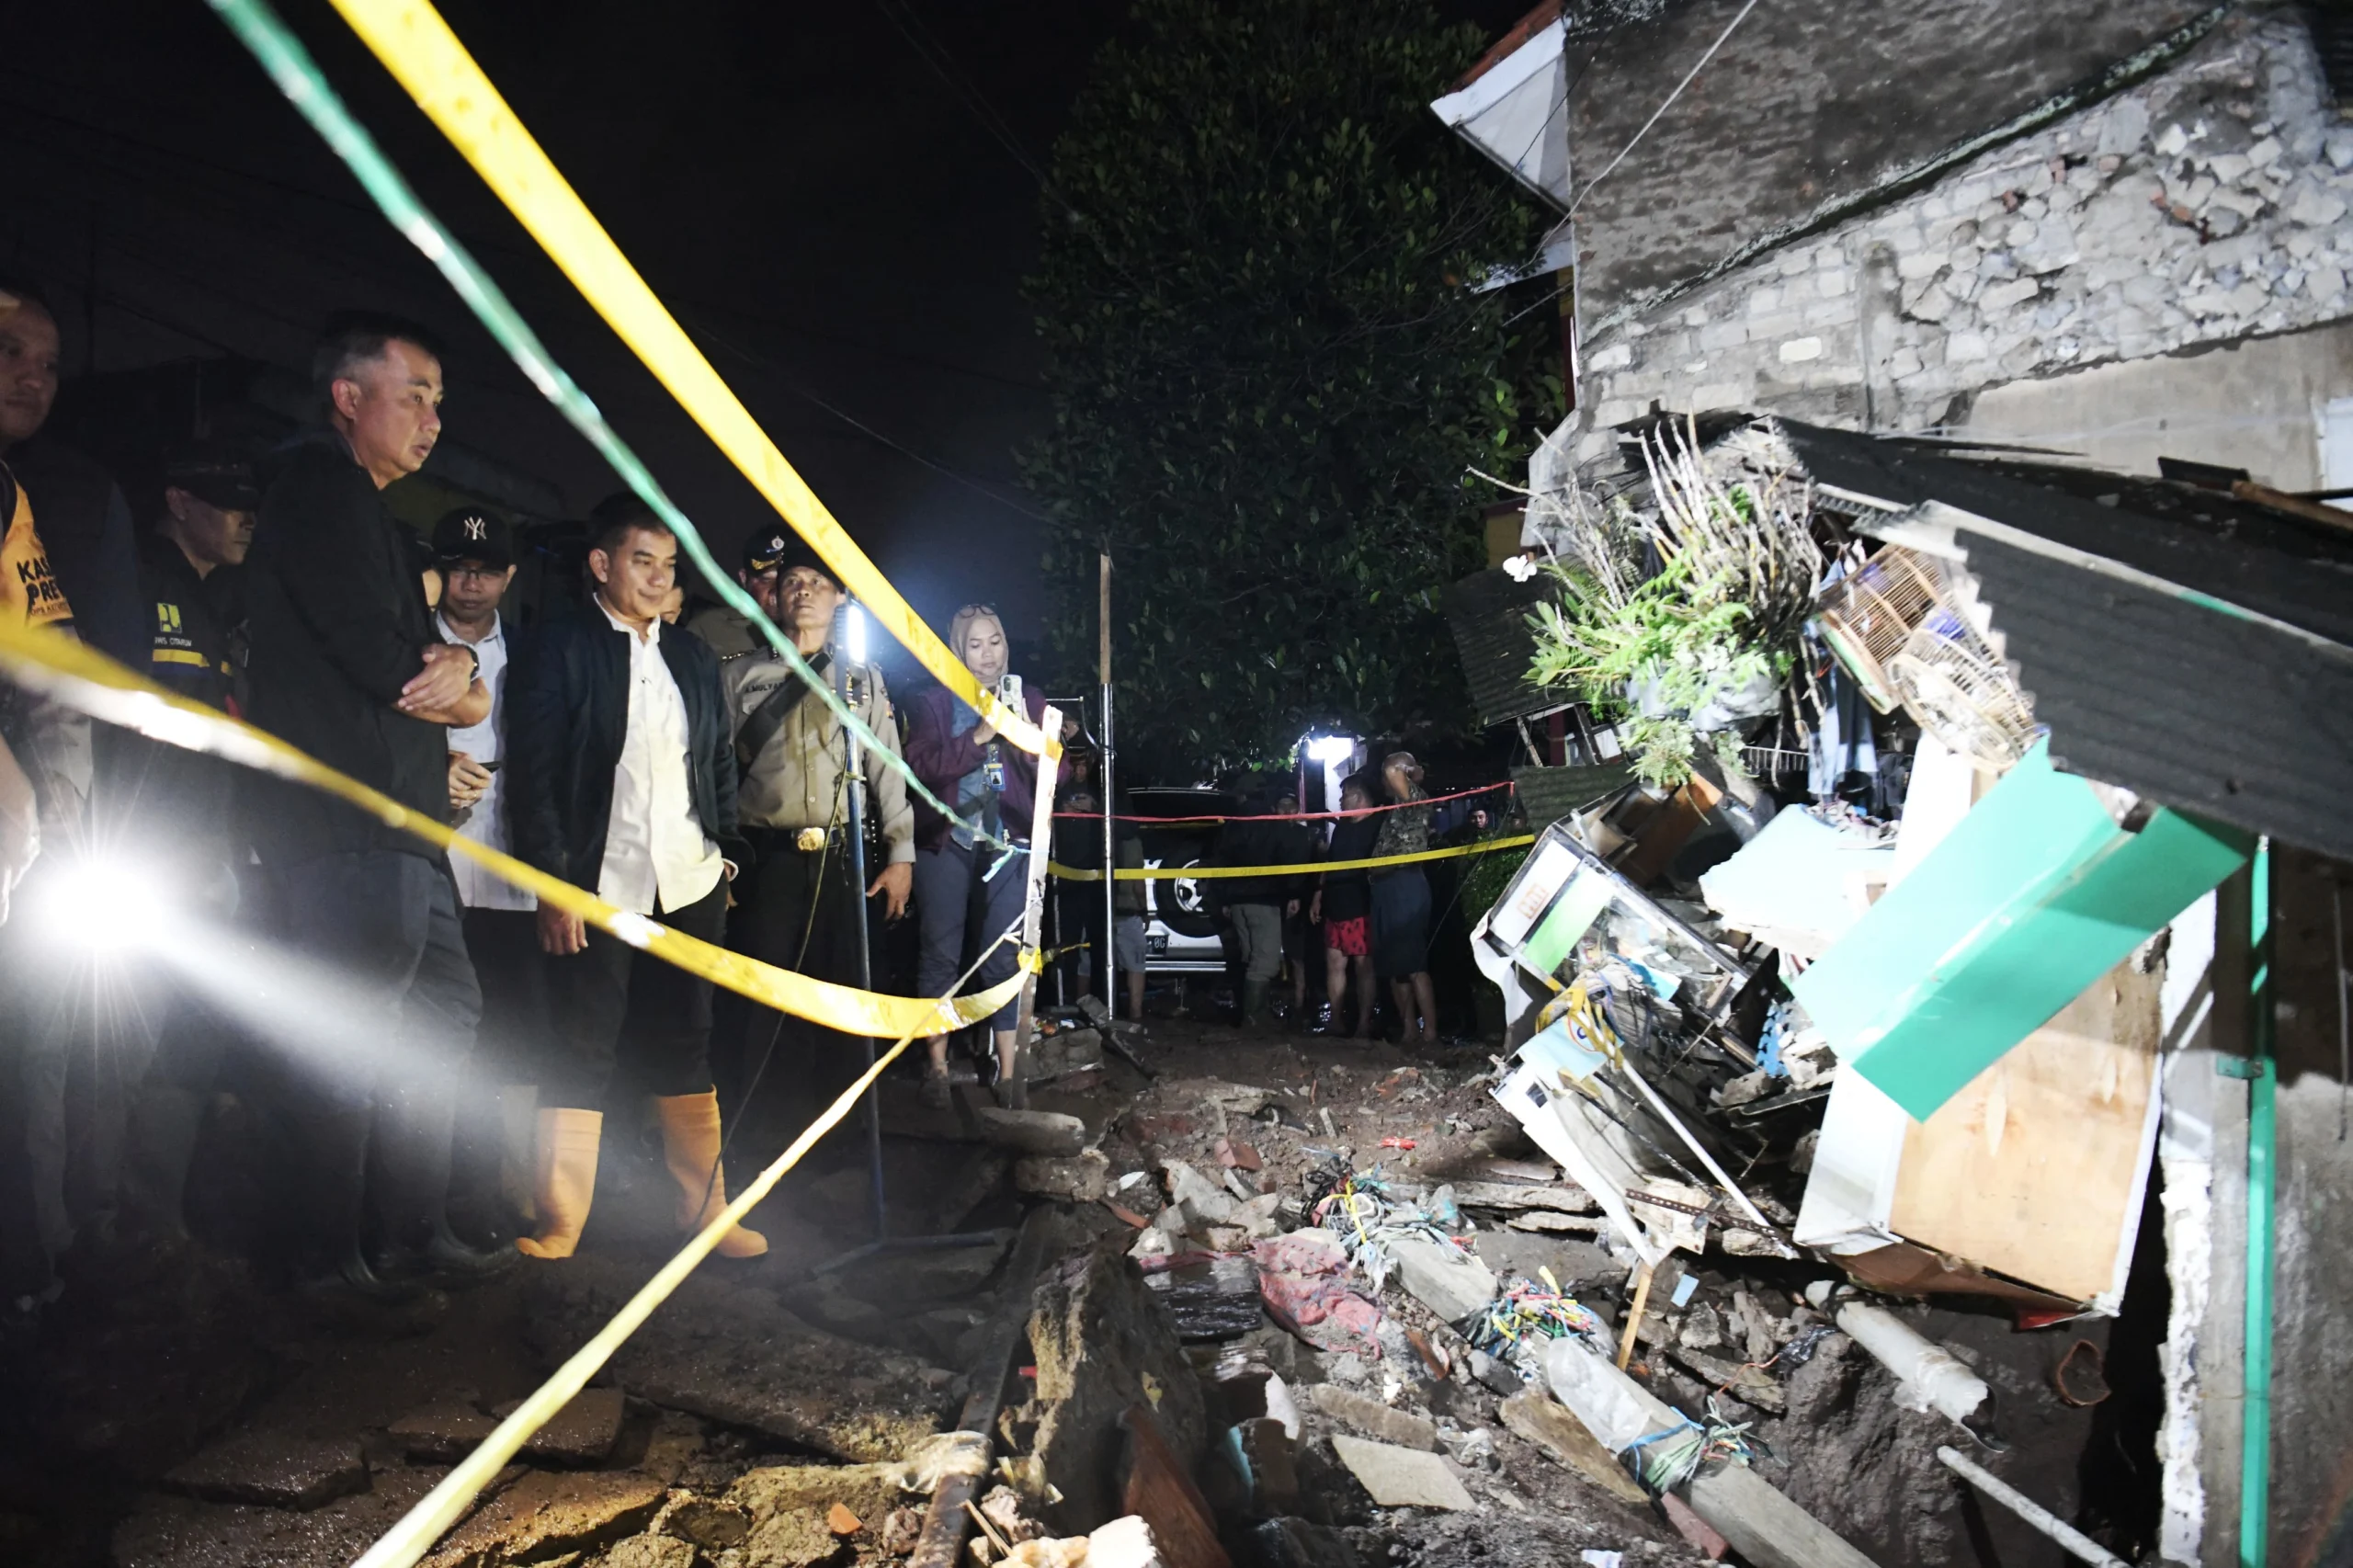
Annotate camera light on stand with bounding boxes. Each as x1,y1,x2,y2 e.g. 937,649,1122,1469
1306,734,1357,765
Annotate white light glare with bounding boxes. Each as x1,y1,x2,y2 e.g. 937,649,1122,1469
48,860,165,951
1306,735,1357,765
846,603,869,664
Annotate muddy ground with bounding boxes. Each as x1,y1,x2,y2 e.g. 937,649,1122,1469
0,1010,2151,1567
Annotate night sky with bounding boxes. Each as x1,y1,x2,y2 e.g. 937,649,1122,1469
6,0,1530,656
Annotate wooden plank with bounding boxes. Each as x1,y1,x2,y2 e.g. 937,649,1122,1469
1886,960,2160,1302
1009,705,1063,1073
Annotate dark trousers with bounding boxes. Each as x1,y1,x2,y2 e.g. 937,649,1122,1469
543,877,727,1111
915,838,1029,1033
733,832,871,1114
461,907,550,1085
1054,887,1107,1004
0,861,85,1298
274,850,482,1259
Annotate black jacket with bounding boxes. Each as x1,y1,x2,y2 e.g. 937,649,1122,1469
1214,809,1317,906
244,429,449,864
506,605,748,891
10,436,143,667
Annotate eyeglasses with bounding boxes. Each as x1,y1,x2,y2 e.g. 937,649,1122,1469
957,603,998,619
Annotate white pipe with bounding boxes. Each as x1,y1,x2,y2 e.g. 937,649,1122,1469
1837,1302,1989,1426
1937,1446,2128,1568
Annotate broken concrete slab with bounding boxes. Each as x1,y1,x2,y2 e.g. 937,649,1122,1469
1496,1390,1647,1505
1505,1211,1608,1234
603,1535,697,1568
1327,1436,1474,1511
525,1256,956,1463
1017,1150,1112,1203
727,1464,913,1568
1307,1384,1437,1450
1666,1348,1787,1415
389,1400,500,1464
1161,1160,1236,1225
162,1428,369,1511
975,1108,1090,1156
423,1471,666,1568
1030,1249,1208,1533
1449,1180,1597,1213
726,1462,912,1528
1384,1235,1496,1324
662,1494,752,1549
114,1464,449,1568
490,1386,625,1466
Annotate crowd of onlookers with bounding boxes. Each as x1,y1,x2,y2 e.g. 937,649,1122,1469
0,283,1472,1325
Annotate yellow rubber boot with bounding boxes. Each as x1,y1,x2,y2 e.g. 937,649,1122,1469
515,1108,602,1259
655,1090,767,1259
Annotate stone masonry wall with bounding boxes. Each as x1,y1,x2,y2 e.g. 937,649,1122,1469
1537,10,2353,499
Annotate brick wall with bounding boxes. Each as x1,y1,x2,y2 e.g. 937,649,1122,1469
1532,12,2353,514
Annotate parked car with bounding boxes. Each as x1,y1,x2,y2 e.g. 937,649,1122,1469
1129,786,1243,974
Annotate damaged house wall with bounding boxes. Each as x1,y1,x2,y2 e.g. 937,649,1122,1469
1540,8,2353,506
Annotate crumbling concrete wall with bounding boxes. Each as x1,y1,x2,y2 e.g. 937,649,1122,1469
1566,0,2209,320
2263,848,2353,1568
1537,11,2353,506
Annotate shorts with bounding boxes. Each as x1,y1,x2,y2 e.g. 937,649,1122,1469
1326,915,1370,958
1113,915,1147,971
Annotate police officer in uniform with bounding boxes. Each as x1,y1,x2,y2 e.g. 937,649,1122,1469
722,532,912,1127
105,440,256,1244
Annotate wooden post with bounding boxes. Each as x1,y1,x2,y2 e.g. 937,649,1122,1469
1009,706,1063,1077
1617,1261,1654,1369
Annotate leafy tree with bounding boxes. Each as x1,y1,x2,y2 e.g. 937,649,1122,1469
1023,0,1562,778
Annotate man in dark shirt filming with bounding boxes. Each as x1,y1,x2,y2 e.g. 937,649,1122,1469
244,312,500,1296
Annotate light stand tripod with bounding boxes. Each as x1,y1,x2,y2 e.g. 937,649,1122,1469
804,604,1029,1279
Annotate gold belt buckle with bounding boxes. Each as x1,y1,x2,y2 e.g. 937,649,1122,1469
795,826,829,852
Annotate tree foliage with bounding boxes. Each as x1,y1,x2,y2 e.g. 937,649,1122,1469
1022,0,1562,778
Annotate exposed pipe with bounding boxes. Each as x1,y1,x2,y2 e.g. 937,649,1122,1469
1935,1446,2127,1568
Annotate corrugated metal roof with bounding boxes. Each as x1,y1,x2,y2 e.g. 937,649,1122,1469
1443,565,1564,729
1772,419,2353,862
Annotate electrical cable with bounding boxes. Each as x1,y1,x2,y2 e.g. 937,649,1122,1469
203,0,1024,851
1564,0,1763,219
300,0,1061,761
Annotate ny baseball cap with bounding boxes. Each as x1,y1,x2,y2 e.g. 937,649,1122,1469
741,528,830,581
162,439,261,512
432,506,516,569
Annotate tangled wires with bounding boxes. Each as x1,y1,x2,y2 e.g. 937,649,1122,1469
1622,1397,1774,1493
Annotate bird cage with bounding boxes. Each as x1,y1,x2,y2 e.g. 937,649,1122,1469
1816,547,1949,713
1886,608,2038,769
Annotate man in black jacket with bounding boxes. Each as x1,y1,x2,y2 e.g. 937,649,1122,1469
244,312,500,1295
505,498,764,1261
1213,785,1317,1027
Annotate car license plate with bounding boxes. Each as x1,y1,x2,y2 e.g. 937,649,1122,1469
1147,932,1168,956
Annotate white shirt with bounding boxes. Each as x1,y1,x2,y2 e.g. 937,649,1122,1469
439,610,535,912
594,597,725,916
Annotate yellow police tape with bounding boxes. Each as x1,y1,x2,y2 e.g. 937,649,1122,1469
350,937,1003,1568
0,621,1032,1037
1047,834,1537,882
322,0,1056,763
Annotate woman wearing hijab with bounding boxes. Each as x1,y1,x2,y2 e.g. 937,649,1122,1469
1369,751,1438,1046
903,605,1063,1108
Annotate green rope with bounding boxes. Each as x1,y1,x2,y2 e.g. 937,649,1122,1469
202,0,1010,850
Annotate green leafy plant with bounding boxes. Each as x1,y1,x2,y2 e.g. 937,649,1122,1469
1021,0,1563,777
1524,425,1819,788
